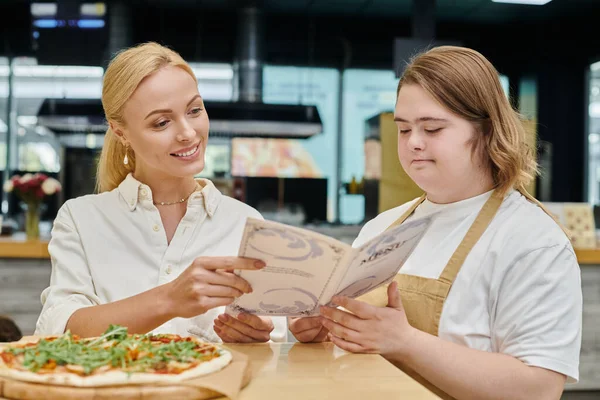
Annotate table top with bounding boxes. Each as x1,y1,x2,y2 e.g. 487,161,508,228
0,341,438,400
218,342,440,400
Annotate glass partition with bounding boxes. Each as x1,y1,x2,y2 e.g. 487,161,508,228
587,61,600,205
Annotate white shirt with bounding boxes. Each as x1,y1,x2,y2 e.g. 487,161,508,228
353,190,582,382
35,174,288,342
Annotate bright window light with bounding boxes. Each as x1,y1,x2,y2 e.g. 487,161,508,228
0,64,103,78
590,102,600,118
17,116,38,126
12,65,103,78
191,64,234,80
492,0,552,4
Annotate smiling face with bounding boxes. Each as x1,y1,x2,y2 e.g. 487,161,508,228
395,83,491,202
112,65,209,182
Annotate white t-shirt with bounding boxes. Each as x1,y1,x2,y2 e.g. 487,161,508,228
35,173,288,342
353,189,582,382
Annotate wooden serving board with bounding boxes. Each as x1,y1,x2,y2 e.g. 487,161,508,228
0,356,251,400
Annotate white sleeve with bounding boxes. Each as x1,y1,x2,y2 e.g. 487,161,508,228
35,203,101,335
491,243,582,383
352,199,421,248
352,217,380,248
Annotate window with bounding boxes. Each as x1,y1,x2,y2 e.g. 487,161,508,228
0,58,8,172
340,69,399,224
339,70,510,224
191,63,234,101
262,65,340,221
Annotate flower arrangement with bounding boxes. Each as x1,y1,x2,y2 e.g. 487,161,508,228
3,173,61,239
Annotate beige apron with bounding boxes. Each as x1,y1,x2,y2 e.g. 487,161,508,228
357,188,568,400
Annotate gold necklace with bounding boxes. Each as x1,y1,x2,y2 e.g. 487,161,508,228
153,184,199,206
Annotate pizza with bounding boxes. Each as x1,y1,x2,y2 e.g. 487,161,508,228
0,324,231,387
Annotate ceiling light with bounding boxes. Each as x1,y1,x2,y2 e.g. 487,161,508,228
77,19,105,29
31,3,57,18
492,0,552,5
80,3,106,17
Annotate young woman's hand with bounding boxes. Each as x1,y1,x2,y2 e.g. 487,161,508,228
164,256,265,318
319,282,416,358
214,313,274,343
288,316,330,343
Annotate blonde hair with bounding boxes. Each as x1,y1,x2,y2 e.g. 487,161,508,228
96,42,197,192
398,46,538,195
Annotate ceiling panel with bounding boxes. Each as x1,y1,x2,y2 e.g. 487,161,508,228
264,0,312,13
356,0,413,17
308,0,372,12
3,0,600,23
261,0,600,23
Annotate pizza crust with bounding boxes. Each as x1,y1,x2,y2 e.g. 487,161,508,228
0,339,232,387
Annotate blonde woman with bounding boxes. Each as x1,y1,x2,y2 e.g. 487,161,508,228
35,42,287,343
290,46,582,399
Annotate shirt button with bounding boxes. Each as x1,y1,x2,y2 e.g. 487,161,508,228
166,265,172,274
153,224,160,232
140,189,148,197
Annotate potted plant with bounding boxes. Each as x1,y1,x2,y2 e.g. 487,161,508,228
3,173,61,240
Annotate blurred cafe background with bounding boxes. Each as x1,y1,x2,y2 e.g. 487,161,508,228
0,1,599,398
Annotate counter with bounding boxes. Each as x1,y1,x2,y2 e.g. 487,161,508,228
3,235,600,264
0,237,49,259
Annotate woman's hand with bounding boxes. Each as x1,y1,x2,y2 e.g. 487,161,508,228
214,313,274,343
319,282,416,357
164,256,265,319
288,316,330,343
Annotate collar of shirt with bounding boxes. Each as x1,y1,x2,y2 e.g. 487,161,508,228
117,173,222,217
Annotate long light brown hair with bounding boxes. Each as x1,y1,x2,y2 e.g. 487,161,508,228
96,42,197,192
398,46,538,195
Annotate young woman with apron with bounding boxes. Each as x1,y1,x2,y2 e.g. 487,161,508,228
289,46,581,400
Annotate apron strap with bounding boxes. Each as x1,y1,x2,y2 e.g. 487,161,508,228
516,186,573,240
385,190,504,286
438,189,504,285
386,194,427,230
